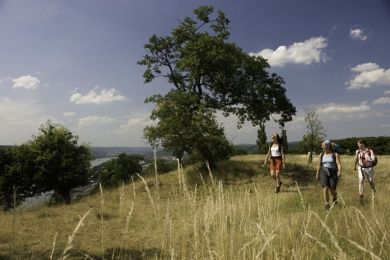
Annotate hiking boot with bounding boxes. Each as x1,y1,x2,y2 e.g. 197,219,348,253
359,195,364,205
275,186,280,193
325,203,330,210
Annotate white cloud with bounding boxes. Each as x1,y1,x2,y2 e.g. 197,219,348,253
350,28,367,41
63,112,75,116
116,114,153,132
347,63,390,89
372,97,390,105
12,75,40,90
318,103,371,114
384,90,390,95
78,115,114,127
249,37,327,67
70,88,126,104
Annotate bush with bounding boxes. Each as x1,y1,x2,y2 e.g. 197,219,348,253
144,159,177,176
99,153,143,188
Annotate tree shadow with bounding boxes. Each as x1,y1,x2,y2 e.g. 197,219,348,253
284,163,316,186
67,247,166,259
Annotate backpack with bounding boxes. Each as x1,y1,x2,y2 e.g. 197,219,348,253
358,150,378,167
372,157,378,167
320,151,338,171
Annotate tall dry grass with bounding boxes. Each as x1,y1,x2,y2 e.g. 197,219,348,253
0,154,389,259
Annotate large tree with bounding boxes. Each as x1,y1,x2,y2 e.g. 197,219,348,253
301,108,326,163
139,6,296,160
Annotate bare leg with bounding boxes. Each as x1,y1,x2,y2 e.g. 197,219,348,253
323,187,330,204
368,181,376,192
330,189,337,205
323,187,330,210
270,170,276,180
275,170,281,186
359,179,364,195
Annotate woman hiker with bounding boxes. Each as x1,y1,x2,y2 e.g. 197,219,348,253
263,133,285,193
316,140,342,210
353,138,376,205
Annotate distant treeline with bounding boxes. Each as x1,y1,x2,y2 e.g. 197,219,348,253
91,147,154,159
233,136,390,155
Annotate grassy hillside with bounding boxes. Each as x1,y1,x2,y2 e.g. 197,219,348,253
0,154,389,259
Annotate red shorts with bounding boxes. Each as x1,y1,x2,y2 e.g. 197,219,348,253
269,157,283,171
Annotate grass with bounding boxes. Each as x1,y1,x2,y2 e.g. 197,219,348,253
0,154,389,259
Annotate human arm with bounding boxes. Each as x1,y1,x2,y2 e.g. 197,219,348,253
263,146,270,166
369,149,375,163
353,151,358,171
336,153,342,177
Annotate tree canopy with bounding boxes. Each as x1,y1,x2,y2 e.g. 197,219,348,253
29,121,92,202
138,5,296,128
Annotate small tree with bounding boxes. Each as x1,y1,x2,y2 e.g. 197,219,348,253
301,108,326,164
256,123,268,154
29,121,91,203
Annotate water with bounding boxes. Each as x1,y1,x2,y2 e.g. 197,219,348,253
18,157,114,209
91,157,114,167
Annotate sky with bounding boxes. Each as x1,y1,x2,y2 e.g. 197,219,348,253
0,0,389,147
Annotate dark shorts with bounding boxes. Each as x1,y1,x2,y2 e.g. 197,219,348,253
320,168,338,189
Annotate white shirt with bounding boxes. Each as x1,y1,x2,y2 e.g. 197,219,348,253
270,144,282,157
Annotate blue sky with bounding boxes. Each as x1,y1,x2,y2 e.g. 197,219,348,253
0,0,389,147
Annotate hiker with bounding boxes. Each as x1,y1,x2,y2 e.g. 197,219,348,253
316,140,342,210
263,133,285,193
353,138,376,204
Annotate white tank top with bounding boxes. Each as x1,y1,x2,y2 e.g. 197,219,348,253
270,144,282,157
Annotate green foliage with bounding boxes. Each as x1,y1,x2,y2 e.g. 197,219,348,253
139,5,296,168
138,6,296,125
281,128,288,151
256,123,268,153
333,136,390,155
0,148,17,210
144,159,177,176
28,121,91,203
0,121,91,209
144,91,233,168
301,108,326,163
99,153,143,188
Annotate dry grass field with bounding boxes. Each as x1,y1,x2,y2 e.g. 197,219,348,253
0,154,389,259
